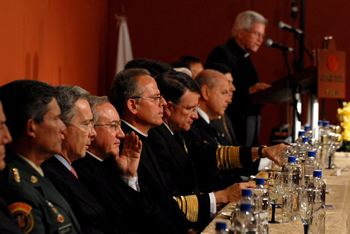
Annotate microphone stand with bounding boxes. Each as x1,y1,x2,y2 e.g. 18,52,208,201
283,49,301,142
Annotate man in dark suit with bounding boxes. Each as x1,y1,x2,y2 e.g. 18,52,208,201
147,71,256,230
148,71,284,197
110,68,197,234
41,85,106,233
191,70,273,180
0,80,80,233
0,101,22,234
204,63,239,146
206,10,271,147
185,69,232,147
73,96,183,233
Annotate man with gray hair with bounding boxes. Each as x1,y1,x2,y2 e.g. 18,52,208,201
41,85,107,233
206,10,271,147
0,80,80,233
111,68,197,234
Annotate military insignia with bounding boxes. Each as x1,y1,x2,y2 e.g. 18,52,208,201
46,200,65,223
57,214,65,223
9,202,34,234
12,168,20,183
30,176,38,184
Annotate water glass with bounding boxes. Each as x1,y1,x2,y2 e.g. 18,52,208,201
299,188,313,234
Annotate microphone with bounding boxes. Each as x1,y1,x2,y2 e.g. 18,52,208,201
278,21,304,35
265,39,295,52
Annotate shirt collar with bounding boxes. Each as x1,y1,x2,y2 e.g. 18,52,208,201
54,154,71,171
121,119,148,137
18,155,44,177
162,121,174,135
197,107,210,124
86,151,104,162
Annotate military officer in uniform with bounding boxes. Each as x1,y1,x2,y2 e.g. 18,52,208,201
0,80,80,234
0,101,22,234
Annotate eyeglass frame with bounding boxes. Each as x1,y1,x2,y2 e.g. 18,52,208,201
64,121,94,133
130,94,164,103
243,29,266,40
94,120,122,132
176,104,200,115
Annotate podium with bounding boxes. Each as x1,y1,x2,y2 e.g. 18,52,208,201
250,38,345,141
250,67,317,105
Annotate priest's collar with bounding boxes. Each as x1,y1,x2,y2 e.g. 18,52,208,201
162,121,174,135
86,151,103,162
121,119,148,137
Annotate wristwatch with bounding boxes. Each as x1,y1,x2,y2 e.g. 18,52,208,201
258,145,268,158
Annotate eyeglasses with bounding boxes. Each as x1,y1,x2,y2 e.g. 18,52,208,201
179,104,199,114
64,121,94,133
131,95,164,103
244,29,266,40
94,120,122,132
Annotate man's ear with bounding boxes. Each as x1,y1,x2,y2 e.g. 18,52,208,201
126,99,138,115
201,85,210,101
236,28,245,40
26,119,36,138
164,101,174,117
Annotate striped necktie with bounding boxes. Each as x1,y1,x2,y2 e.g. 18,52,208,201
70,165,78,179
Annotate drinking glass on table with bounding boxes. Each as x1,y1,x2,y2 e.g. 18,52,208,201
268,171,280,223
276,171,298,222
299,188,313,234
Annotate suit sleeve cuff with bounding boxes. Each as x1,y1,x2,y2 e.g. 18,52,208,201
120,174,140,192
208,192,217,217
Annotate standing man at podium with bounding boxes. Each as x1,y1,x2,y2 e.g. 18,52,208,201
206,10,271,147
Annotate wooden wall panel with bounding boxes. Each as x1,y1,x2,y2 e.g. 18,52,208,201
0,0,348,144
0,0,109,95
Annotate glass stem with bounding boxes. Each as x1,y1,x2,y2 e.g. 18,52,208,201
304,224,308,234
271,203,276,221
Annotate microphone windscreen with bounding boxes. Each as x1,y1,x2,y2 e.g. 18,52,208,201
265,39,273,47
278,21,285,29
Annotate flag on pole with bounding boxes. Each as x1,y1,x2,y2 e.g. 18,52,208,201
115,14,133,75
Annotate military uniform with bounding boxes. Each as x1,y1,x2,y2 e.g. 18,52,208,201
0,196,22,234
0,151,80,234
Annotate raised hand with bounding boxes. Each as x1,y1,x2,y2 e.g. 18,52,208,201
115,131,142,178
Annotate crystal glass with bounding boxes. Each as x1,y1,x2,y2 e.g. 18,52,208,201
268,171,280,223
276,171,298,223
299,188,313,234
325,132,343,169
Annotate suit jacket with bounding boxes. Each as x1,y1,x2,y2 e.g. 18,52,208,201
0,179,23,234
184,115,221,146
181,114,260,191
0,151,80,234
211,114,239,146
42,156,106,234
206,38,262,147
120,122,194,234
147,124,212,228
210,114,260,177
73,152,180,234
181,116,241,191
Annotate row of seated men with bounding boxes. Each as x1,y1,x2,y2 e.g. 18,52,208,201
0,59,286,233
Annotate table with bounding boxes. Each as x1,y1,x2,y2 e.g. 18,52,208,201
201,152,350,233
